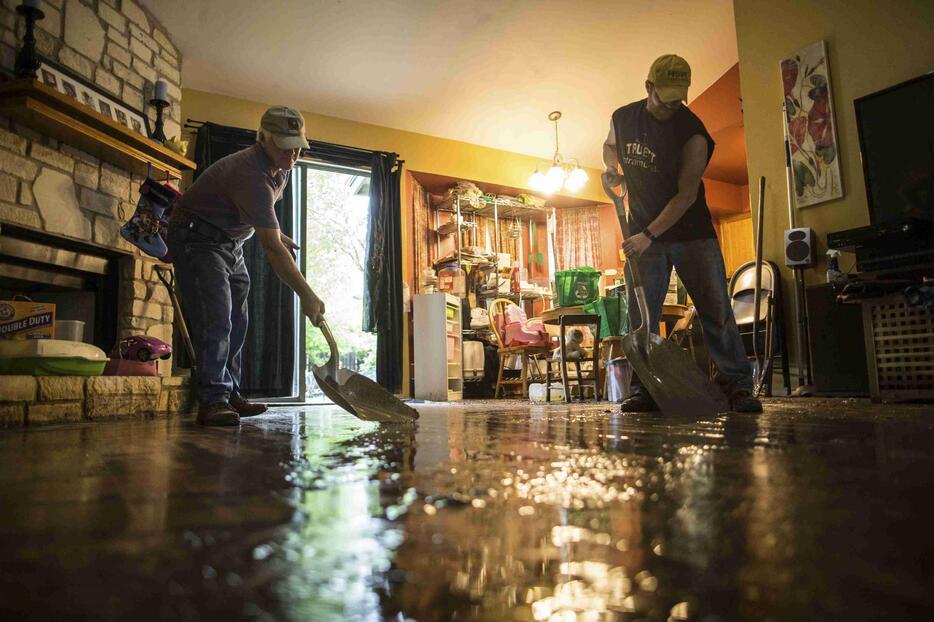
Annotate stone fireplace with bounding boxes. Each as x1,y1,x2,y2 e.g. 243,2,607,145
0,0,192,428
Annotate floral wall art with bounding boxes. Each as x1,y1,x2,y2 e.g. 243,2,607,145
781,40,844,207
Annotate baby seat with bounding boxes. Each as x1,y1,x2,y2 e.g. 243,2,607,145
493,302,549,347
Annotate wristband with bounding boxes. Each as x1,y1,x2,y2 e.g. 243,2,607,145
643,228,658,242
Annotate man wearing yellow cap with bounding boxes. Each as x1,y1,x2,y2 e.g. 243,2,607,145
603,55,761,414
168,106,326,426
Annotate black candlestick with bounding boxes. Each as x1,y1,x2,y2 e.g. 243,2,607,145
149,98,170,143
14,4,45,80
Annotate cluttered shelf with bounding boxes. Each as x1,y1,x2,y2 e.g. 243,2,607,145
429,181,549,223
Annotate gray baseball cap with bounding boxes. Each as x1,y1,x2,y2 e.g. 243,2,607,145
260,106,310,149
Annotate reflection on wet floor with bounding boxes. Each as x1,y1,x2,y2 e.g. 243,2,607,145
1,399,934,621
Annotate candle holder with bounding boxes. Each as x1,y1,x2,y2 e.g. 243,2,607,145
14,3,45,80
148,97,170,144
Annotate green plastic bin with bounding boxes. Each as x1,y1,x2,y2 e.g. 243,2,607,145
0,339,107,376
555,267,602,307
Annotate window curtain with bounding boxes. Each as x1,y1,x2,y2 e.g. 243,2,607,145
363,152,404,393
555,206,601,270
191,122,297,398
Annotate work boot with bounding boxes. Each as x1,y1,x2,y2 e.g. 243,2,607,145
228,396,268,417
619,392,659,413
196,402,240,426
729,389,763,413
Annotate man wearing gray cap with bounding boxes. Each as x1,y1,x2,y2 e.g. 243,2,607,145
168,106,325,426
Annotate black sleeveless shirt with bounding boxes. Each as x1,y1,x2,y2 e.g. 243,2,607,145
611,99,717,242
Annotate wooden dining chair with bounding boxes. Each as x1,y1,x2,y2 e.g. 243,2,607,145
488,298,552,398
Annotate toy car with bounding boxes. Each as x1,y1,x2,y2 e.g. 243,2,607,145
112,335,172,362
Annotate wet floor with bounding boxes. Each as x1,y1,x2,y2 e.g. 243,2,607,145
1,399,934,621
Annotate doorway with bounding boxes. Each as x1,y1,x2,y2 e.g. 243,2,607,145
298,163,376,401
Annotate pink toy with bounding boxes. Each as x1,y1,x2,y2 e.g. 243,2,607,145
494,303,549,347
112,335,172,362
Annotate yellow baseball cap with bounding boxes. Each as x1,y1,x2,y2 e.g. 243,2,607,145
260,106,310,150
647,54,692,102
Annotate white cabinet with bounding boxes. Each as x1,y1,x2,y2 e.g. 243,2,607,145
414,293,463,401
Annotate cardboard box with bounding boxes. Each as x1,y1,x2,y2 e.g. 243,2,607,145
0,300,56,340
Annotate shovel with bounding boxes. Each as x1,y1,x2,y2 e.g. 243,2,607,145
601,173,728,417
311,319,419,424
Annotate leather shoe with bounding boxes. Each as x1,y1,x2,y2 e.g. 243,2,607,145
228,396,268,417
619,392,659,413
197,402,240,426
730,389,763,413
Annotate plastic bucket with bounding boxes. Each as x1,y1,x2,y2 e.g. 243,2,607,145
55,320,85,342
605,357,632,403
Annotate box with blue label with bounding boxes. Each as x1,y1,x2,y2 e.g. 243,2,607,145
0,300,56,340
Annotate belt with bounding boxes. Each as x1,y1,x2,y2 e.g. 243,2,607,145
171,210,234,244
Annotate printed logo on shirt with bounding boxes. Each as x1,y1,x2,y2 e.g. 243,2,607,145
622,141,658,173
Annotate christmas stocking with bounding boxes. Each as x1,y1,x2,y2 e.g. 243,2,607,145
120,177,181,260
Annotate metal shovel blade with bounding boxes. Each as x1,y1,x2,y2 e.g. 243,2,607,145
335,368,420,424
622,288,729,417
313,320,418,424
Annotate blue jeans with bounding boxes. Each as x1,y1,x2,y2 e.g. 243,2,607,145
167,224,250,405
624,237,752,396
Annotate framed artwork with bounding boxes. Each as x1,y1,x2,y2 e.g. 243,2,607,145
38,58,151,139
780,40,844,208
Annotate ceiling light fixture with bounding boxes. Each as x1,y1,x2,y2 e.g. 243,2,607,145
529,111,588,195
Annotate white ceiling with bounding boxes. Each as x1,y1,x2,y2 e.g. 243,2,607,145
143,0,738,170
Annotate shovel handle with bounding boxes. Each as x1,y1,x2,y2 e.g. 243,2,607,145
317,318,340,378
601,173,651,337
601,173,644,291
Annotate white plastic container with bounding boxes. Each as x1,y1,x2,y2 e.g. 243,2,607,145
529,382,566,403
54,320,85,342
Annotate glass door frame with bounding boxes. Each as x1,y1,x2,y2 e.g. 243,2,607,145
264,159,371,404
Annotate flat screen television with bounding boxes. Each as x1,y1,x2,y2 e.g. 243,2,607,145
854,72,934,225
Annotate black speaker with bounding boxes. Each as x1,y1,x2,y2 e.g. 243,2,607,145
784,227,815,267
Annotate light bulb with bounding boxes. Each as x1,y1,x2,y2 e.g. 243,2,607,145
565,167,588,192
543,165,564,194
529,170,546,191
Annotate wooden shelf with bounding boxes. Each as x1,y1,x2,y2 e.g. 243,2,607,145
0,79,196,180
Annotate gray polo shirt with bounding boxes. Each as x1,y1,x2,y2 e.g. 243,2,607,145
176,143,290,239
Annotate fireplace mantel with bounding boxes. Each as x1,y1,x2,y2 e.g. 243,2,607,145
0,79,196,180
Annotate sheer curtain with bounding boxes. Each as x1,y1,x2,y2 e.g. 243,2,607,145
555,206,601,270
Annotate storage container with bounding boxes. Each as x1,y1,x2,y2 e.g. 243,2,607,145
0,339,107,376
55,320,85,342
529,382,566,403
555,267,602,307
437,264,467,298
463,341,484,378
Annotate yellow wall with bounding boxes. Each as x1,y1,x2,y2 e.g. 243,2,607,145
734,0,934,283
735,0,934,384
181,88,607,204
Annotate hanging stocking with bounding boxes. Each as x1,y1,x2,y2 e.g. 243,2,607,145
120,177,180,260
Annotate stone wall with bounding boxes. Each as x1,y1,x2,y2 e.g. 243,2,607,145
0,374,193,427
0,1,191,426
0,0,183,357
0,0,182,140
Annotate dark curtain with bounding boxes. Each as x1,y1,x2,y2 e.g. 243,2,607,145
363,153,404,393
190,122,296,398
